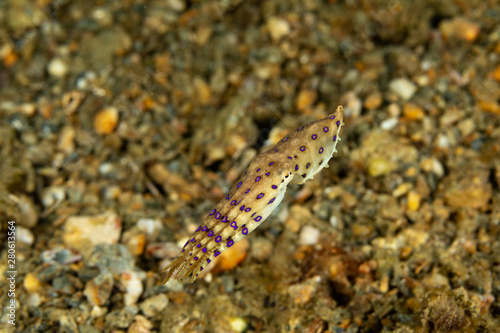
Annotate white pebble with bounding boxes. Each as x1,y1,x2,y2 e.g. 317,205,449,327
389,78,417,100
229,316,248,333
137,218,163,236
47,57,68,77
381,117,399,130
121,271,143,306
299,225,320,246
16,226,35,245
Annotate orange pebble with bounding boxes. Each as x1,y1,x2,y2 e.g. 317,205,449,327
215,238,249,271
94,107,119,134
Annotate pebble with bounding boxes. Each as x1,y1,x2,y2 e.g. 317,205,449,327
229,317,248,333
105,305,139,329
47,57,68,77
16,194,38,228
16,225,34,245
406,191,421,211
136,218,163,237
403,103,425,121
389,78,417,100
214,237,250,272
40,186,66,208
121,271,144,306
139,294,169,318
364,92,383,109
87,244,135,275
62,212,122,256
298,225,320,246
94,107,119,135
287,276,321,306
439,17,480,42
84,272,114,306
296,89,317,111
267,17,291,41
23,272,43,293
380,117,399,130
250,237,274,262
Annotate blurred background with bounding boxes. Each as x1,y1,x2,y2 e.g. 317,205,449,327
0,0,499,332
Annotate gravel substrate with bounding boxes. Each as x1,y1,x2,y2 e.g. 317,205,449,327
1,0,500,332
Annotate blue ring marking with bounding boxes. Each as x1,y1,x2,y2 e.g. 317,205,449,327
245,207,251,212
319,147,324,154
282,137,289,143
221,216,228,223
227,240,234,247
230,221,238,230
268,198,275,204
255,216,262,222
245,188,250,194
312,134,317,140
257,193,264,199
272,185,277,189
214,251,220,257
202,247,207,253
269,162,274,166
207,230,214,237
242,227,248,235
323,126,329,133
240,205,245,211
209,209,216,215
255,176,261,182
202,226,208,231
266,172,270,176
300,146,306,151
336,120,340,126
333,135,337,141
237,182,242,188
215,213,221,219
295,165,299,171
330,115,336,120
215,235,222,243
197,244,201,248
231,200,237,205
196,226,201,232
257,168,261,172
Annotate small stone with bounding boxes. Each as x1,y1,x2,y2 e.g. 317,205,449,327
63,212,122,256
128,315,153,333
84,272,114,306
250,237,274,262
364,92,383,109
298,225,320,246
296,89,317,111
40,186,66,208
121,271,144,306
87,244,135,275
439,17,480,42
137,218,163,237
94,107,119,134
407,191,421,211
139,294,169,318
403,103,425,121
47,57,68,77
24,273,43,293
57,126,76,154
477,100,500,115
420,158,444,177
215,237,249,272
389,78,417,100
367,156,394,177
229,316,248,333
16,226,34,245
287,276,321,306
380,117,399,130
267,17,291,41
193,77,212,106
105,306,139,329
